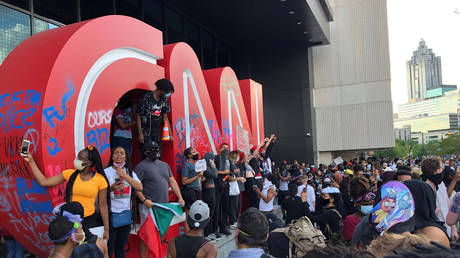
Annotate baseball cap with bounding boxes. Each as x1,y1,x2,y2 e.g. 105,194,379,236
345,169,354,175
396,166,412,177
143,140,160,151
187,200,210,229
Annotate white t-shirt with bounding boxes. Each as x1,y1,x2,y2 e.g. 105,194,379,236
297,184,316,212
105,166,141,213
436,182,451,237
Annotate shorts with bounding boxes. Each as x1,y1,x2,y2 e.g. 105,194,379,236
181,187,202,209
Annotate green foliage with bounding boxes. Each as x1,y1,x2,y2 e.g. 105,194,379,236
375,136,457,159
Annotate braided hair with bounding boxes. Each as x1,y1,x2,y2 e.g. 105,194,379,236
65,146,111,217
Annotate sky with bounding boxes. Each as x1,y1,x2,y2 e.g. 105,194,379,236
387,0,460,112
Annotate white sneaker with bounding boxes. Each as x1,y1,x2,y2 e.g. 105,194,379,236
229,223,238,230
206,235,216,242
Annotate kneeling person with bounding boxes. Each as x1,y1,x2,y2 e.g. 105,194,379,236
167,200,217,258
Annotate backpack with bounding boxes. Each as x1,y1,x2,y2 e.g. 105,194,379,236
324,209,344,246
282,216,326,258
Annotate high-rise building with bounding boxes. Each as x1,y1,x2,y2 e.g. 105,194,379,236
406,39,442,100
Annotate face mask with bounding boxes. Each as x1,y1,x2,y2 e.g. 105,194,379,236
123,107,131,114
114,162,125,168
146,150,159,161
427,173,443,186
165,93,171,98
360,205,373,215
71,230,86,245
191,154,199,161
74,158,85,171
319,197,330,206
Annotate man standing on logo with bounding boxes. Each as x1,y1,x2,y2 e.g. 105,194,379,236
137,78,174,147
135,140,185,258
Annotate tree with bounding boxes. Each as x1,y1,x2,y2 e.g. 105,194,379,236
425,140,441,156
440,134,460,156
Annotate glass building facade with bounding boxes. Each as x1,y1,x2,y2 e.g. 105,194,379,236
0,0,231,69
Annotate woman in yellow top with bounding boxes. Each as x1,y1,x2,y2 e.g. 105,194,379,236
23,145,110,242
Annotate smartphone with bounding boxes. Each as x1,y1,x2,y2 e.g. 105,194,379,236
20,139,30,157
115,178,122,184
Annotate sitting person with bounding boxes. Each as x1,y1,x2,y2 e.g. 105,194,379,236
48,210,107,258
310,190,343,244
282,182,311,224
228,208,272,258
367,232,430,258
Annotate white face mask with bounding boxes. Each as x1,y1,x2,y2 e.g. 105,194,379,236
74,158,86,171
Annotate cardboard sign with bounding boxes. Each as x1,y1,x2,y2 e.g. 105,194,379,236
334,156,344,165
195,159,207,172
236,124,250,154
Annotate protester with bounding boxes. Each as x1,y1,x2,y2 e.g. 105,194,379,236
254,174,277,213
112,96,136,157
24,145,110,242
310,190,343,244
228,208,271,258
277,163,291,213
136,78,174,146
202,152,219,241
215,143,232,236
167,201,217,258
343,177,375,243
282,183,311,224
48,202,108,258
297,175,316,212
367,232,430,258
227,151,246,229
134,140,184,258
396,166,412,182
105,146,142,258
181,147,204,210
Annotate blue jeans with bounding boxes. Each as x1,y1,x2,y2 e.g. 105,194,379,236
111,136,132,157
5,239,24,258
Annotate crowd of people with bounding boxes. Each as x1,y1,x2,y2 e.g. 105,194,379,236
5,77,460,258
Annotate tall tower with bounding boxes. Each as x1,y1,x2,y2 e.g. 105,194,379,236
406,39,442,100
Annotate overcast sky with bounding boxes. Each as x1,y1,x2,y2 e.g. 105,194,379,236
387,0,460,112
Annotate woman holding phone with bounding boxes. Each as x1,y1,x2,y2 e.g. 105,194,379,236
104,146,142,258
22,145,110,243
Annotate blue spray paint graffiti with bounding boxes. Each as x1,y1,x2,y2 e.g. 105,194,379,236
208,119,222,145
86,128,110,154
43,79,74,128
174,117,186,173
16,177,53,213
222,118,231,139
46,138,62,157
0,90,41,132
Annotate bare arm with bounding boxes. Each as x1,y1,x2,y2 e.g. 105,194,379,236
98,188,109,241
116,167,142,191
255,187,276,203
447,169,460,197
446,210,460,226
23,153,65,187
115,116,136,129
169,176,185,207
136,114,144,143
218,169,230,175
181,172,203,185
167,237,176,258
204,242,217,258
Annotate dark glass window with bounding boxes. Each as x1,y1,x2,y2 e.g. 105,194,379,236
80,0,113,20
202,29,215,68
0,5,31,64
33,0,77,24
143,0,162,30
33,17,58,34
116,0,140,19
165,6,183,43
2,0,29,10
185,19,201,61
217,40,229,67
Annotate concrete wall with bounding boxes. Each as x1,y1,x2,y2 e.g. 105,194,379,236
310,0,394,164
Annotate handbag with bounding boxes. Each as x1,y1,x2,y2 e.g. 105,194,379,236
111,210,133,228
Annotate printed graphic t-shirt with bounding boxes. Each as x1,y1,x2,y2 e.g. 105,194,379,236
62,169,108,217
137,91,170,137
104,166,140,213
113,108,132,139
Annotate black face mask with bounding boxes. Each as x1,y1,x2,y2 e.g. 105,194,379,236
191,154,199,161
146,150,159,161
427,173,443,186
319,197,330,206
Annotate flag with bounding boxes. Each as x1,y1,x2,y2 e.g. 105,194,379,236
137,202,183,258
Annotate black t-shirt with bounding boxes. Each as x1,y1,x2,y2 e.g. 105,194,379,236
310,208,341,238
137,91,170,137
282,196,311,224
